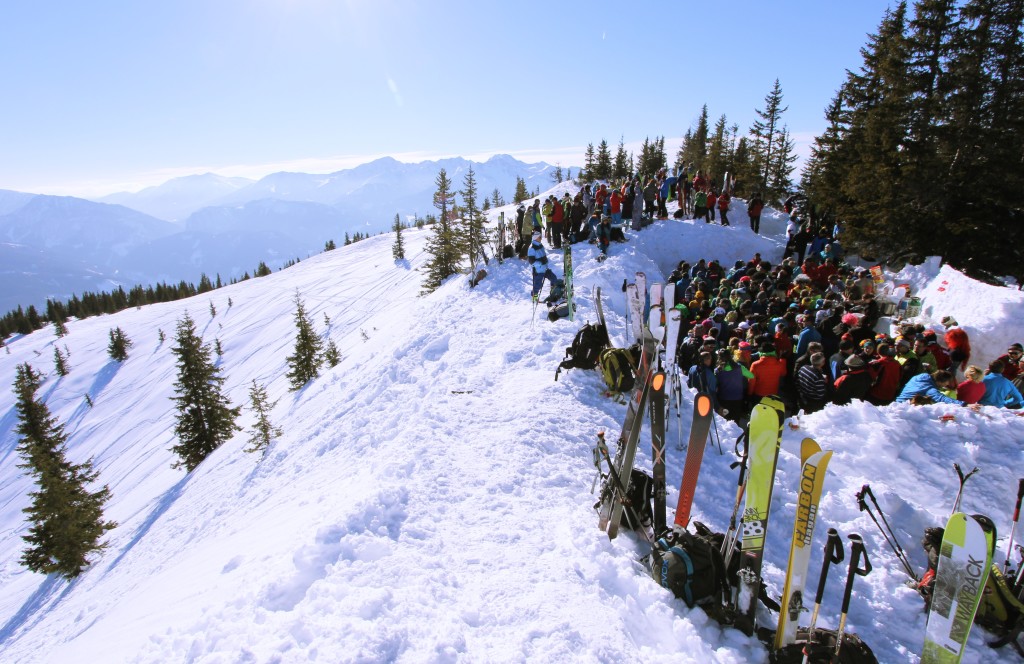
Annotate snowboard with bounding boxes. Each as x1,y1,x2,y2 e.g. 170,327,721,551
672,392,714,530
922,513,995,663
775,438,834,649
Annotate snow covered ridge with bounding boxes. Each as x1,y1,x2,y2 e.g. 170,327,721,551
0,204,1022,662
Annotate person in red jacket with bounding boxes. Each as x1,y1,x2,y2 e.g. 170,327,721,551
748,193,764,234
942,318,971,374
997,342,1023,389
706,190,718,223
957,365,986,404
748,342,787,400
867,343,902,405
718,191,731,226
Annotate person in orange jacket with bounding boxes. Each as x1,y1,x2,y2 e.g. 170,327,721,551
748,342,787,400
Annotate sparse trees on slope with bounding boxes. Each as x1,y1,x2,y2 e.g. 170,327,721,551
392,213,406,260
107,327,133,362
422,168,462,293
14,363,116,579
169,312,241,472
285,293,324,391
54,346,69,376
459,166,487,269
244,381,282,456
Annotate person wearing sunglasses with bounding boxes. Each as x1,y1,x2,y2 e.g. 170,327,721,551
997,342,1024,390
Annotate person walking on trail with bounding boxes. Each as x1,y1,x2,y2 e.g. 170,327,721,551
748,192,764,234
527,232,558,302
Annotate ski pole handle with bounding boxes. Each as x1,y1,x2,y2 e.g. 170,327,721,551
841,534,870,615
814,528,844,606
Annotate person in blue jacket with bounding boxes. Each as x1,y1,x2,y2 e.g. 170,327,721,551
526,232,558,301
895,370,965,405
687,351,718,400
978,360,1024,408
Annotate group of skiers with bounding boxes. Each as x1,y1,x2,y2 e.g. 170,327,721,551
669,253,1023,419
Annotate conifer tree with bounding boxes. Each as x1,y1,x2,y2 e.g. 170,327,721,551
582,143,596,181
422,169,462,292
107,327,133,362
392,213,406,260
168,312,241,472
513,176,529,203
285,293,324,391
706,114,730,186
54,346,69,376
53,317,68,339
14,363,115,579
613,137,630,180
490,188,504,208
459,166,486,270
323,339,341,367
243,380,282,456
551,163,563,184
324,239,337,251
750,79,790,199
593,139,612,180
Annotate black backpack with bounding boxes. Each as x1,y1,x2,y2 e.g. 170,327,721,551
648,528,729,609
619,468,654,530
772,628,878,663
554,322,608,380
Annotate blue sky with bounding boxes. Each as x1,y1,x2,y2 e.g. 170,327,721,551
0,0,897,197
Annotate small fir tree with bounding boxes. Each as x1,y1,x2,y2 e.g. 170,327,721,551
392,213,406,260
13,363,116,579
53,318,68,338
54,346,69,376
285,293,324,391
209,301,217,318
214,338,224,357
244,381,282,456
107,327,133,362
168,312,241,472
158,329,166,344
323,339,341,368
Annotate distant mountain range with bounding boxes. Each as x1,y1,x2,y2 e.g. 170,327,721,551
0,155,557,313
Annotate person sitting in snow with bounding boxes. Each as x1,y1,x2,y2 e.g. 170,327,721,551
996,342,1024,391
527,232,558,302
978,360,1024,409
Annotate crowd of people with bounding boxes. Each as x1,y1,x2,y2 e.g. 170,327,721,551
672,253,1023,420
516,176,1022,417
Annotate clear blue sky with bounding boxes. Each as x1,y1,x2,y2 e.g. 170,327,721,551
0,0,897,197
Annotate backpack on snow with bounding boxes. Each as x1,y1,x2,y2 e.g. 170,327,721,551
554,322,608,381
772,628,878,663
648,527,729,609
599,346,637,393
619,468,654,530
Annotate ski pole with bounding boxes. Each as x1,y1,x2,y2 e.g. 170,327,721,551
802,528,844,664
834,534,871,661
710,409,723,455
950,463,980,516
721,429,750,568
855,484,918,582
1005,479,1024,575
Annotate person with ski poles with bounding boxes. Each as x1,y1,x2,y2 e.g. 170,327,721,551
527,231,558,302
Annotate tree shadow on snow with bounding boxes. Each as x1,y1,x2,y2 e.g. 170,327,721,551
101,473,193,578
0,574,73,646
87,361,122,403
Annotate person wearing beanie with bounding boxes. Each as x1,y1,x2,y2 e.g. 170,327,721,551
797,352,830,413
996,343,1024,390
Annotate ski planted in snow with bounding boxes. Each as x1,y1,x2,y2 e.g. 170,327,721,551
650,371,668,534
922,512,995,663
775,438,833,650
563,243,575,322
672,392,715,529
626,282,644,344
594,286,612,348
597,367,653,538
735,402,783,635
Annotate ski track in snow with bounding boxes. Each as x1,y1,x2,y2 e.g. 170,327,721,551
0,195,1021,663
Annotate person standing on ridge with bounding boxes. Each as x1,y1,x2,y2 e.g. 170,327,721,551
748,192,764,234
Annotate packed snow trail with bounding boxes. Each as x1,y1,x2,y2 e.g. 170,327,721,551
0,200,1021,662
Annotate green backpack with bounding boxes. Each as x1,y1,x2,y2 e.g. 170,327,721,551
599,347,637,393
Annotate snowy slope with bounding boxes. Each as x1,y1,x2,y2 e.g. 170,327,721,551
0,196,1022,663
